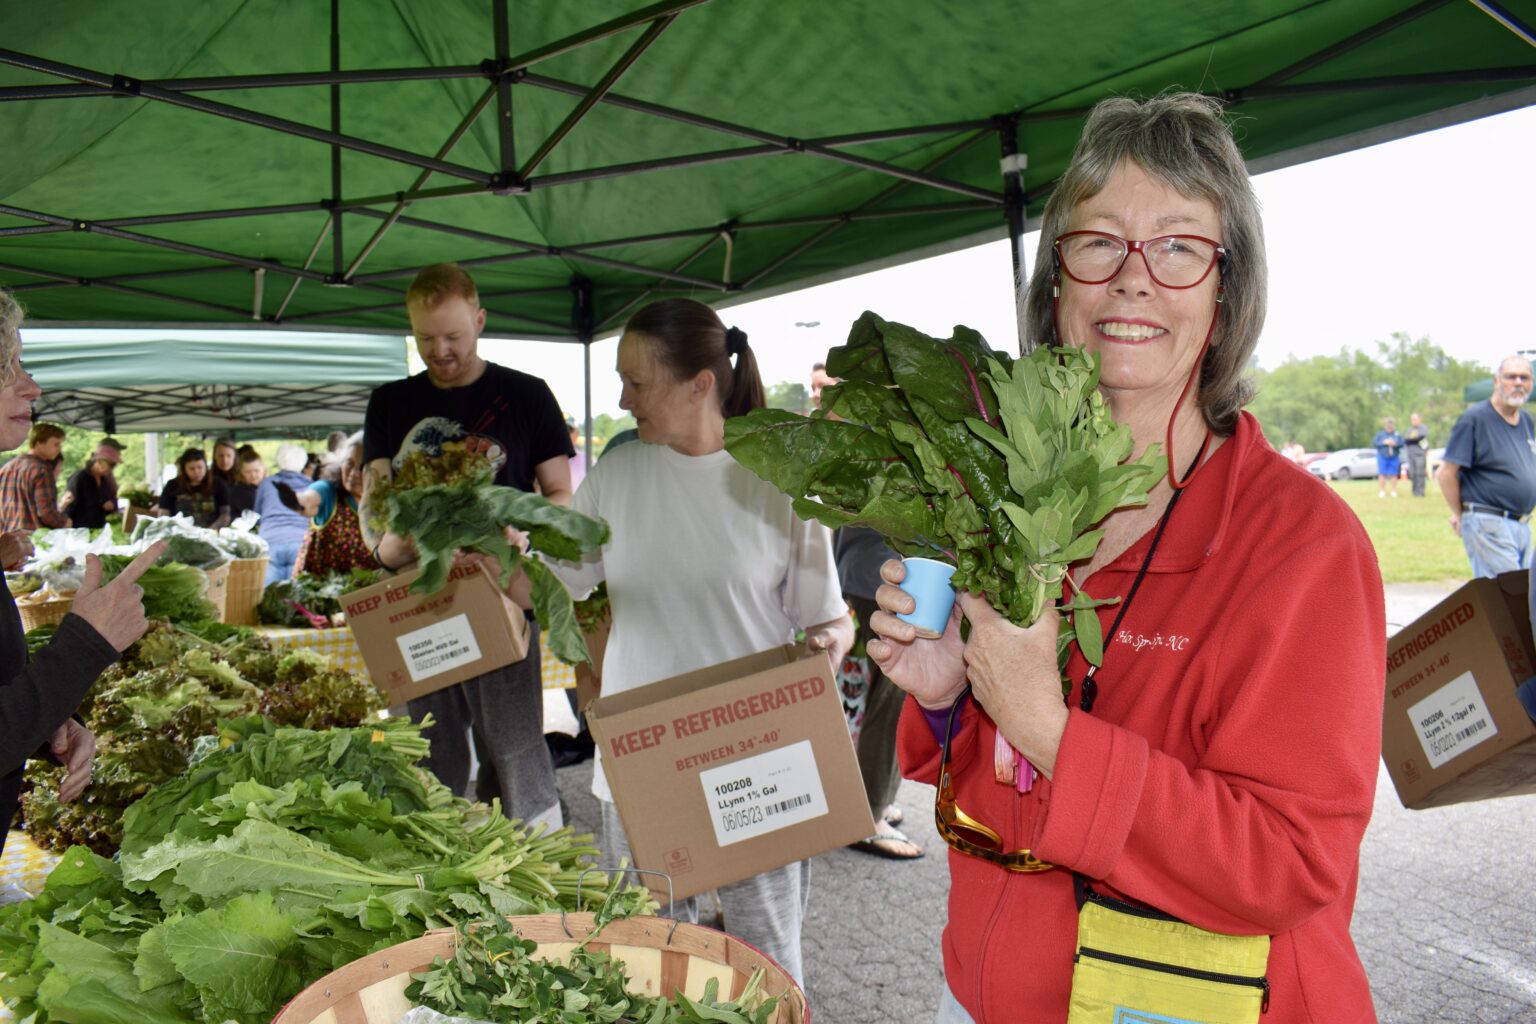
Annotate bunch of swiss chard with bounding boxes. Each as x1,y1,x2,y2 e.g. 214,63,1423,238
407,914,779,1024
724,312,1164,667
0,716,654,1024
259,566,386,627
369,444,610,665
21,621,383,855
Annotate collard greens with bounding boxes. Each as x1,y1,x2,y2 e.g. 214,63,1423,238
725,312,1165,663
373,447,610,665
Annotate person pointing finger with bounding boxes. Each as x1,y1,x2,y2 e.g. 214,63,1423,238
1,286,170,855
70,540,167,651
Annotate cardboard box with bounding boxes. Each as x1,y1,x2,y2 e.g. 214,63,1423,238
1383,571,1536,809
587,646,876,901
341,562,529,705
573,611,611,715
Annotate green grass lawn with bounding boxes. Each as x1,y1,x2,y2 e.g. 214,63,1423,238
1325,478,1471,586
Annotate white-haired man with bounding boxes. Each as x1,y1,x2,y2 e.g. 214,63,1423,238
253,443,314,584
1438,355,1536,578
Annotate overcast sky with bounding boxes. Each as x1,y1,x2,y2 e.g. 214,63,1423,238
30,102,1535,426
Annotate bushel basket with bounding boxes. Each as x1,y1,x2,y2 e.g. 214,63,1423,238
271,912,809,1024
15,594,73,633
224,556,268,625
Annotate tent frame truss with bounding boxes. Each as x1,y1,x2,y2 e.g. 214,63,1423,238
0,0,1533,343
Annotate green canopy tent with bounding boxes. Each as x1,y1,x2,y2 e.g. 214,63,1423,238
20,332,408,436
1464,377,1495,403
2,0,1533,350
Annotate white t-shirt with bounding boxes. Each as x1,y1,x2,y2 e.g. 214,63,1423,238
546,440,845,803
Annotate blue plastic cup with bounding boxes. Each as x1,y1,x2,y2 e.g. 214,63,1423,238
897,557,958,639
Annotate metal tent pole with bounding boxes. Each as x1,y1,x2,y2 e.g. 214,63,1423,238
330,0,344,282
573,278,597,471
493,0,516,174
998,115,1028,353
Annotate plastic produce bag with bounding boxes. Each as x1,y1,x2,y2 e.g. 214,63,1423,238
131,515,232,569
397,1008,489,1024
218,514,269,559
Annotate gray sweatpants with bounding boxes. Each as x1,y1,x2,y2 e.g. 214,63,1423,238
599,799,811,985
407,621,560,828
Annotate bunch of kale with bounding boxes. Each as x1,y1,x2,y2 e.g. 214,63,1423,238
371,446,610,666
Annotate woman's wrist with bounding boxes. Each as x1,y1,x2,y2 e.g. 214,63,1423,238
914,682,969,712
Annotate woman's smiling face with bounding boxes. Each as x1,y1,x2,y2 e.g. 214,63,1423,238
1056,161,1224,419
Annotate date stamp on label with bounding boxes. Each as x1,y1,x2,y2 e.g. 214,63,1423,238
697,740,829,847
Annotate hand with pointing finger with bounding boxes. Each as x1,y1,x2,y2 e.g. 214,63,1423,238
70,540,168,651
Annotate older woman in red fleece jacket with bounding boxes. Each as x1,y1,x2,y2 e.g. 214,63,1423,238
869,93,1385,1024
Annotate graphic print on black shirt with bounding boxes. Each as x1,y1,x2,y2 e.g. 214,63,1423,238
363,363,573,494
396,416,508,478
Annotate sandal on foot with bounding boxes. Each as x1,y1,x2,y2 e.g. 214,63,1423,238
849,825,924,860
883,804,903,826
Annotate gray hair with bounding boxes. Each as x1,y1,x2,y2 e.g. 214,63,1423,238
274,443,308,473
1022,92,1268,436
0,288,24,387
320,430,363,482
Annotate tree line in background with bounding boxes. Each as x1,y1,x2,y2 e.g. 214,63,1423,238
1244,333,1489,454
758,333,1491,456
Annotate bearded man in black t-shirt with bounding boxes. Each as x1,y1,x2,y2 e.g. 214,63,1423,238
361,263,574,830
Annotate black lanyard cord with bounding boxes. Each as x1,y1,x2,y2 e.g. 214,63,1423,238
1078,450,1200,713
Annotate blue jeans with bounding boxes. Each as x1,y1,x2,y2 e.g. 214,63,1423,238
1459,511,1530,580
264,541,302,585
935,983,976,1024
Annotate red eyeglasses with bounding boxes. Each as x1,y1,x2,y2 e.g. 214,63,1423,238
1054,231,1227,289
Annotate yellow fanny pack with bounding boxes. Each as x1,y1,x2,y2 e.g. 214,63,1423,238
1067,878,1271,1024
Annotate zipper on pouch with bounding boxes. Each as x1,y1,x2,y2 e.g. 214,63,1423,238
1075,946,1271,1014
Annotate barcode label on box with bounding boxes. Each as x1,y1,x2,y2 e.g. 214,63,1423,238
1409,670,1497,770
396,613,482,682
698,740,829,847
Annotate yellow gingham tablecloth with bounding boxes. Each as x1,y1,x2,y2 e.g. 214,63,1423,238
252,626,576,689
0,830,60,898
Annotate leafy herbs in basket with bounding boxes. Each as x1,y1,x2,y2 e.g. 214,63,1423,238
406,915,779,1024
724,311,1164,675
369,441,610,666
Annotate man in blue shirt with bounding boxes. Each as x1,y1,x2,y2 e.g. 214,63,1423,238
1438,355,1536,578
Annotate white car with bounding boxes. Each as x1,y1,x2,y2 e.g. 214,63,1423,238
1307,448,1381,481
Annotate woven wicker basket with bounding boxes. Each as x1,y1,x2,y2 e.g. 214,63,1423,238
271,913,809,1024
202,562,230,622
15,595,74,633
223,557,268,625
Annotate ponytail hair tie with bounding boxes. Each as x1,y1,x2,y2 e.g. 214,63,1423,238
725,326,748,357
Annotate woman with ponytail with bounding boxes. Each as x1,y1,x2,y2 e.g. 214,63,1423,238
544,297,851,983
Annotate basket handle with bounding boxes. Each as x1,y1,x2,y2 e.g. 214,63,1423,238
571,865,681,945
